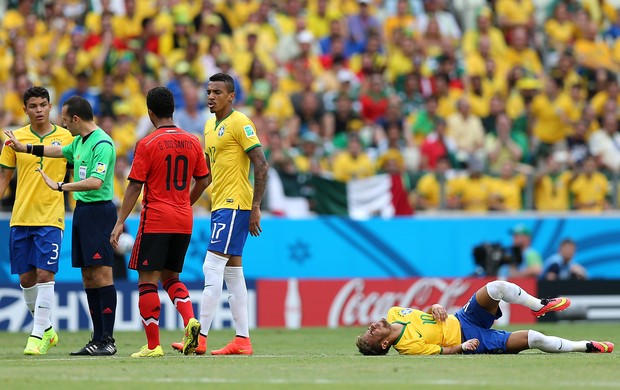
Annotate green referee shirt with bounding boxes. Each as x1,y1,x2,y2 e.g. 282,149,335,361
62,128,116,203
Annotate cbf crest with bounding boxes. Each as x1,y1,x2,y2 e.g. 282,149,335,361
218,125,225,137
51,139,62,146
399,308,413,316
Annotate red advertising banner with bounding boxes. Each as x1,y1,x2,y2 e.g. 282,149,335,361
257,277,537,327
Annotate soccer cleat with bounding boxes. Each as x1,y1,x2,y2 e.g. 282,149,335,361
211,336,253,355
172,334,207,355
531,297,571,318
70,339,100,356
40,327,59,354
23,336,45,355
91,334,117,356
182,318,201,355
131,344,164,358
587,341,614,353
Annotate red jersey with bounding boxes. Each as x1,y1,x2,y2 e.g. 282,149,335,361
128,126,209,233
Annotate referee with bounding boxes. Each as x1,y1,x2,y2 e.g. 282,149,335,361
4,96,118,356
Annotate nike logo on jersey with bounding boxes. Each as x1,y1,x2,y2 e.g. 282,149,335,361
47,260,57,265
210,240,221,244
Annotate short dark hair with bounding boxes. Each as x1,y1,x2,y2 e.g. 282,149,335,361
147,86,175,118
63,96,94,121
23,86,50,106
209,72,235,93
356,334,390,356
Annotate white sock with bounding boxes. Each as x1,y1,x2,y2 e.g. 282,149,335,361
21,284,38,318
32,282,55,338
528,330,588,353
200,251,227,336
224,266,249,338
486,281,543,310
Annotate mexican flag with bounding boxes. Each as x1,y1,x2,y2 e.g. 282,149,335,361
312,174,414,218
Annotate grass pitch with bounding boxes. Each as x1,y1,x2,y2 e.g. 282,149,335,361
0,323,618,389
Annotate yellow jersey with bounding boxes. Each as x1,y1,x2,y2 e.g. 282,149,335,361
332,151,375,182
490,175,527,211
447,175,494,211
387,307,462,355
531,93,572,144
0,125,73,228
415,173,441,209
570,172,609,211
535,171,573,211
204,110,261,211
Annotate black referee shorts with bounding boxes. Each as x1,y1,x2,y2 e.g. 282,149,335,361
72,200,117,268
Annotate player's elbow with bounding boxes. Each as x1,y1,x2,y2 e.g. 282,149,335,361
91,178,104,190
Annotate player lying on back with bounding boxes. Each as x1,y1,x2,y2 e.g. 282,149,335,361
356,280,614,355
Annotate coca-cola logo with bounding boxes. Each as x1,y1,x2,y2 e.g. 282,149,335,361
327,278,472,327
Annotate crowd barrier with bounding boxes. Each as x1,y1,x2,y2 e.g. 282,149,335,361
2,214,620,283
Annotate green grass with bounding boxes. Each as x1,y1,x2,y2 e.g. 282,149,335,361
0,323,618,389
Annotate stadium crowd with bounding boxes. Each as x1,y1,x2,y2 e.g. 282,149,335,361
2,0,620,214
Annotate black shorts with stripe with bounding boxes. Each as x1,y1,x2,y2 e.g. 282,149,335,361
129,232,191,272
72,200,117,268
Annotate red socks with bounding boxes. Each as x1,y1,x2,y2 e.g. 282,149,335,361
163,277,195,326
138,283,160,349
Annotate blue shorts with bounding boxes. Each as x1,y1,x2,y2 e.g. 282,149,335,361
207,209,250,256
9,226,63,275
455,293,511,354
72,200,117,268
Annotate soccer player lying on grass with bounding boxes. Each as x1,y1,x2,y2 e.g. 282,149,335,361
356,280,614,355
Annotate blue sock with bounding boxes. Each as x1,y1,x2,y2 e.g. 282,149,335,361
99,285,117,338
85,288,102,342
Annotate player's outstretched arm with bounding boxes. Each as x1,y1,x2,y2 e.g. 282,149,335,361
441,339,479,355
4,130,64,157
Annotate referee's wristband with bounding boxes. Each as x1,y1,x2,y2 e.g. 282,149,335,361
57,182,64,192
26,143,33,153
32,144,44,157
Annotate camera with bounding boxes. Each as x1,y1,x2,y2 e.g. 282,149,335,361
472,243,522,276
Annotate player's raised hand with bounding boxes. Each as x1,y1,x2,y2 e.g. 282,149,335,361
462,338,480,352
430,304,448,322
36,168,58,190
3,130,27,152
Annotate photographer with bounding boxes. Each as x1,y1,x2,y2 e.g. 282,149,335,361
507,224,543,278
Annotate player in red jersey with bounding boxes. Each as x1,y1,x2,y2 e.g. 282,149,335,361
111,86,210,357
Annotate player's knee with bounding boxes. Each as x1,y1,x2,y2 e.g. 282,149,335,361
485,280,505,301
36,269,55,283
202,251,227,274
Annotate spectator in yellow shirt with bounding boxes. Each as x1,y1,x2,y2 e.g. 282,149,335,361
574,21,619,73
332,133,375,182
590,79,620,118
383,0,415,42
485,113,525,175
534,154,574,211
530,76,572,156
570,155,610,211
462,6,507,59
504,27,543,76
544,2,577,53
415,156,452,210
496,0,535,34
489,161,528,211
446,158,494,212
